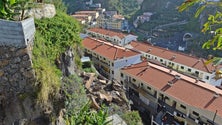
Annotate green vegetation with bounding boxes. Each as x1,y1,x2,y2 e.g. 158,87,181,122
107,0,140,18
33,11,82,104
0,0,24,20
178,0,222,66
66,102,111,125
121,111,143,125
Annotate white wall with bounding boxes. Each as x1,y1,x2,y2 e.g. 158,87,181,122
113,54,142,81
121,35,137,46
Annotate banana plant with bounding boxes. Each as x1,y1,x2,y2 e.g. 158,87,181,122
0,0,17,20
0,0,34,20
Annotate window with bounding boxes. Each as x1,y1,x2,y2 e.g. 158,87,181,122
147,55,150,57
164,96,169,100
132,78,136,82
160,59,163,62
195,71,199,75
147,86,151,90
121,81,123,84
180,104,186,109
121,73,124,78
169,62,171,65
112,70,114,74
155,57,157,60
193,111,199,116
181,66,184,69
205,76,209,80
172,63,174,66
188,68,191,72
141,83,143,86
112,63,114,66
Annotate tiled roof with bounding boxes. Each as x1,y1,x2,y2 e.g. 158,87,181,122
75,11,98,14
129,41,217,73
82,37,141,61
72,14,89,17
121,61,222,116
88,28,127,39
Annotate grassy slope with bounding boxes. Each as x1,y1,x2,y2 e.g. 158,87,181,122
33,11,82,104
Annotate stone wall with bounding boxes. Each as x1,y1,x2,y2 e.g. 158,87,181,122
0,45,35,94
25,4,56,19
0,18,36,125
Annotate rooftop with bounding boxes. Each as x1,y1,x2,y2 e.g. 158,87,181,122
82,37,141,61
129,41,217,73
75,11,98,14
87,28,127,39
72,14,90,17
121,61,222,116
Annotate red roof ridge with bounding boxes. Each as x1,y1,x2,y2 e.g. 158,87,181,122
148,61,222,95
132,41,203,60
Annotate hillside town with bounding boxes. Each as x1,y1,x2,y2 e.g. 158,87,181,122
0,0,221,125
70,0,222,125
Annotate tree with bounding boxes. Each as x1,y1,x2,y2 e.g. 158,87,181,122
178,0,222,79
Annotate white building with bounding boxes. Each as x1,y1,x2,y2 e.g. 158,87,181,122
120,61,222,125
82,37,142,81
86,28,137,46
125,41,222,86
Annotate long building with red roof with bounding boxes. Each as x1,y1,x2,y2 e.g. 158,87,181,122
126,41,222,86
82,37,142,81
120,61,222,125
86,28,138,46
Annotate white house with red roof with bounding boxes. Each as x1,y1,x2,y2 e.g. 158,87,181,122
82,37,142,81
126,41,222,86
86,28,138,46
120,61,222,125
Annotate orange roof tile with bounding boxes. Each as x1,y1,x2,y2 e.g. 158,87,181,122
129,41,217,73
121,61,222,117
88,28,127,39
82,37,141,61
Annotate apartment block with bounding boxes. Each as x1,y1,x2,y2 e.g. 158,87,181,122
86,28,137,46
71,14,92,24
75,11,99,19
126,41,222,86
97,13,127,31
82,37,142,81
120,61,222,125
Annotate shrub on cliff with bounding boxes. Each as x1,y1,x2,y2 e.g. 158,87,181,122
33,11,82,104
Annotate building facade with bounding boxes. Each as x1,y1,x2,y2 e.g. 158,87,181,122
82,37,142,81
126,41,221,86
86,28,137,46
120,61,222,125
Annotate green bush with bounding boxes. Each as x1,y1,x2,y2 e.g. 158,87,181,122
121,111,143,125
32,11,82,104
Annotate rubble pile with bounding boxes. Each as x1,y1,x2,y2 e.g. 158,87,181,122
81,73,129,110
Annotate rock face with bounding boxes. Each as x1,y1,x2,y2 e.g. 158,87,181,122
25,4,56,19
57,47,77,76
